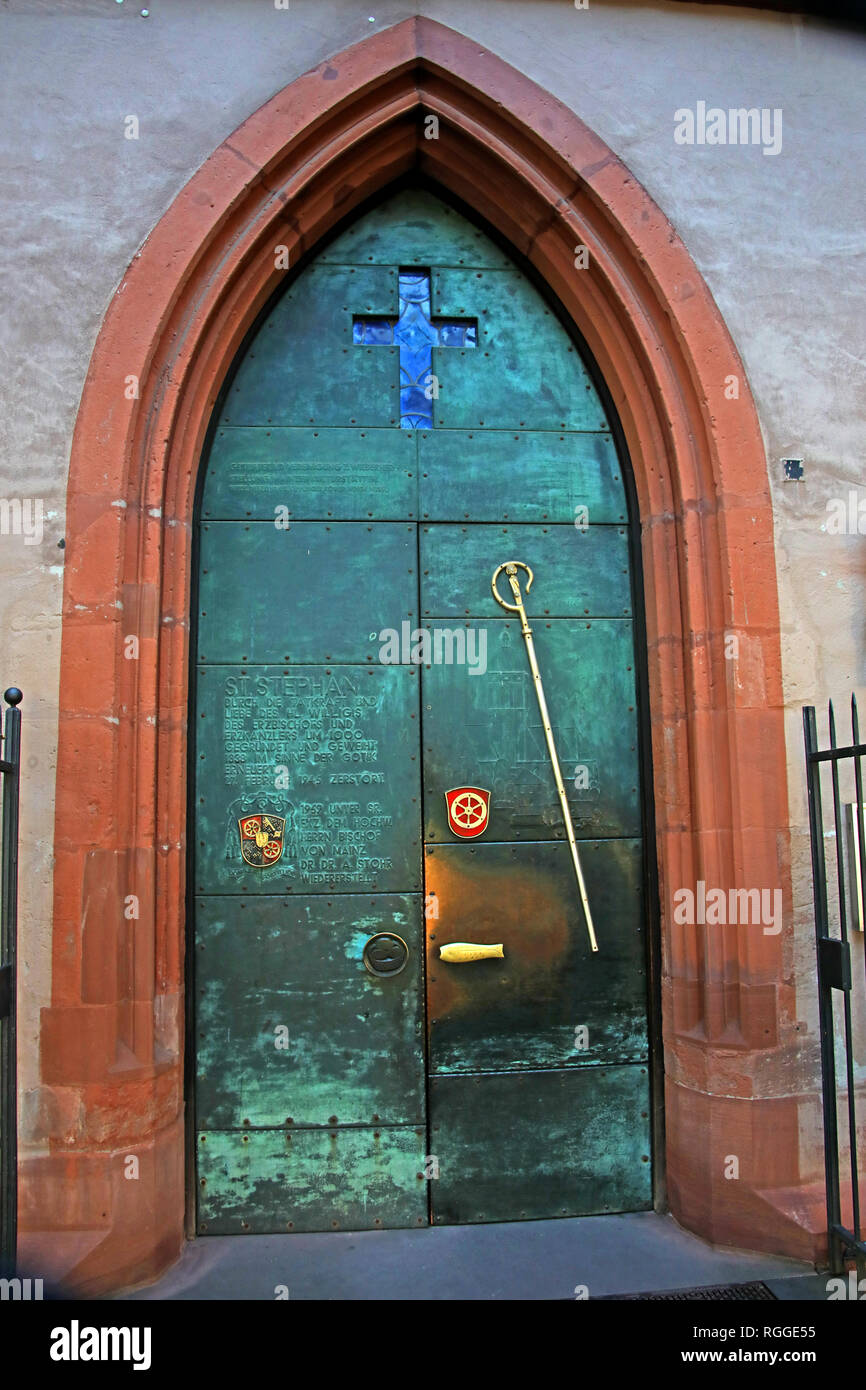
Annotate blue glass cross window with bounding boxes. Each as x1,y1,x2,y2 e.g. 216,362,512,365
353,269,477,428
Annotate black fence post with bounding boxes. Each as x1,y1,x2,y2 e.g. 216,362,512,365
0,687,22,1276
803,698,866,1281
803,705,843,1275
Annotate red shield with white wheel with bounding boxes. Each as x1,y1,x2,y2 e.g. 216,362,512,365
238,812,286,867
444,786,491,839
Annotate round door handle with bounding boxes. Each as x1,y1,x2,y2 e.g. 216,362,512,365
362,932,409,977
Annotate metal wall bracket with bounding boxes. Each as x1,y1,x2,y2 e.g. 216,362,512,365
818,936,851,992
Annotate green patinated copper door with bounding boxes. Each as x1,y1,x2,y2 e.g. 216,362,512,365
193,188,652,1234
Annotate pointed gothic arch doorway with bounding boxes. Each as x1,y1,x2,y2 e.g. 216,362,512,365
35,18,798,1294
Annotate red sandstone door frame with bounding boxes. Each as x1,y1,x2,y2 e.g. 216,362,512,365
38,19,796,1293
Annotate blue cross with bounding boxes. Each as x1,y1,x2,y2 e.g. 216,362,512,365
353,269,477,428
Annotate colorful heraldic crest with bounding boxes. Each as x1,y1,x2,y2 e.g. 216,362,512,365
238,813,286,867
445,786,491,839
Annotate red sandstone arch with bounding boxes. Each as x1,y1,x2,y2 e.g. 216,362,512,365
28,18,801,1293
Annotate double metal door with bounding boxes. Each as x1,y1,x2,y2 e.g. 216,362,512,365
192,187,651,1233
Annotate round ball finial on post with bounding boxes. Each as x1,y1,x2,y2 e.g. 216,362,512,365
3,689,22,707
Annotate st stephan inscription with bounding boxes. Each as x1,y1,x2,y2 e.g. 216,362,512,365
223,671,393,886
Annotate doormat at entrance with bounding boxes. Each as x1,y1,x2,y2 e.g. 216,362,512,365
597,1282,777,1301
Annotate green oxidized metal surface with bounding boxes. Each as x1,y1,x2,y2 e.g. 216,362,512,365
431,269,610,432
417,430,625,524
422,620,641,842
426,840,647,1074
222,265,401,428
429,1067,652,1224
198,521,416,664
196,894,425,1128
420,524,632,618
198,1126,427,1234
194,186,651,1235
317,188,513,269
194,664,422,895
202,428,417,521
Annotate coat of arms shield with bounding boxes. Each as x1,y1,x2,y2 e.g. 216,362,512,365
238,812,286,867
445,786,491,839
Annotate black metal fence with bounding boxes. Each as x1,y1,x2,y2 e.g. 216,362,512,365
804,697,866,1278
0,687,22,1275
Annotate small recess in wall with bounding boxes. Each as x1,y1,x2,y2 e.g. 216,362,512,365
783,458,804,480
